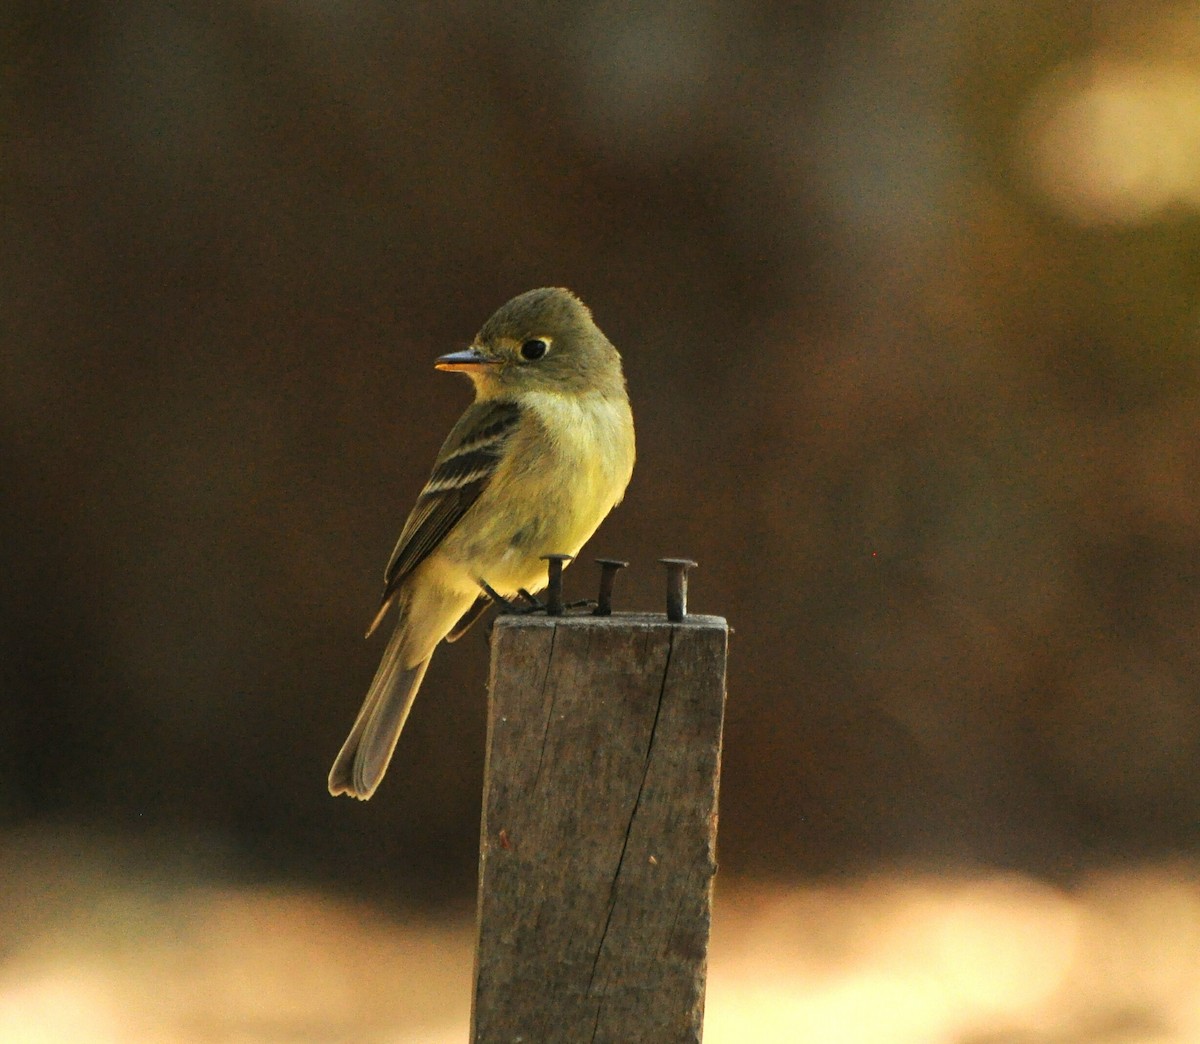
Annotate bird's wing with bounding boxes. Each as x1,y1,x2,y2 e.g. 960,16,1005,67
366,398,522,636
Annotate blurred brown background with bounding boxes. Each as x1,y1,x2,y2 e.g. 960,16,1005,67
4,1,1200,1040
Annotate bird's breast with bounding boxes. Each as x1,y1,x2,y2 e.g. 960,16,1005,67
435,390,634,595
523,390,635,520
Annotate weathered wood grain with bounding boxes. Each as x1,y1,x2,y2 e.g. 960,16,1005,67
471,612,729,1044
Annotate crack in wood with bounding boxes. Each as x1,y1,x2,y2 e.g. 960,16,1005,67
587,627,676,1032
531,623,559,790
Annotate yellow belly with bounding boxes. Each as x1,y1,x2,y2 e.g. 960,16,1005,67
432,389,635,596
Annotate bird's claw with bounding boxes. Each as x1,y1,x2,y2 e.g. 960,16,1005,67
516,588,543,610
478,581,547,615
478,579,522,613
477,582,595,617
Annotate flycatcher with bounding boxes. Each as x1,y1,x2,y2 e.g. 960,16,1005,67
329,287,636,799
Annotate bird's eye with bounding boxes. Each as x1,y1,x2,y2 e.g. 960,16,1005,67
520,338,548,361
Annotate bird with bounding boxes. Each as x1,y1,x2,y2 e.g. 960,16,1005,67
328,287,636,799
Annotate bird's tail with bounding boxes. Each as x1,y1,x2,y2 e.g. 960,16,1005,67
328,622,430,800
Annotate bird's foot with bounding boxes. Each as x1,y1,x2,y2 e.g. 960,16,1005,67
514,590,596,613
516,588,544,610
477,581,594,616
478,580,544,615
478,579,521,612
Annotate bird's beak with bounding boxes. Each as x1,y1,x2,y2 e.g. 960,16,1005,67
435,347,499,372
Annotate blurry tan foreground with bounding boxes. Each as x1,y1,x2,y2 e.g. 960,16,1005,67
2,833,1199,1043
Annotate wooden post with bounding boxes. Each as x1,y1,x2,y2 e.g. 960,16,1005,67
471,612,729,1044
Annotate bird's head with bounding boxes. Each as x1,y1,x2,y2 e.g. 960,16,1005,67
435,287,625,399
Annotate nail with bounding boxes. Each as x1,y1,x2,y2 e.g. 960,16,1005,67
659,558,698,622
541,554,573,615
593,558,629,616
